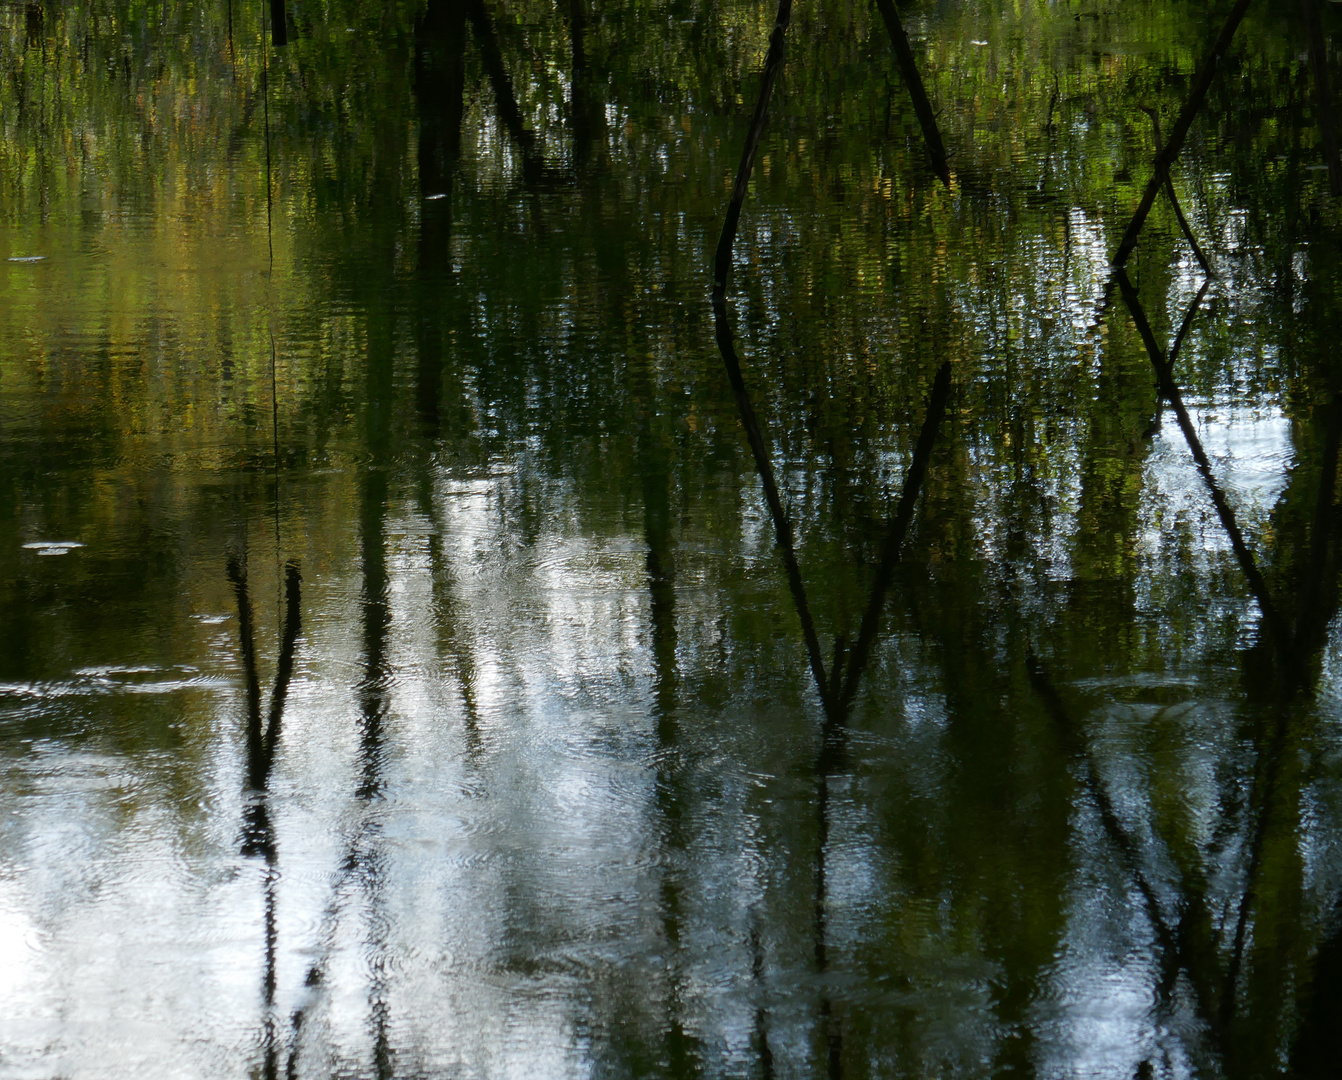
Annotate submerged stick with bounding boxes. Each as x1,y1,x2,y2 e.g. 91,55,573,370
835,361,951,718
1116,270,1290,655
1112,0,1253,266
227,556,264,774
228,558,302,860
715,316,831,706
713,0,793,298
266,563,303,761
872,0,950,186
1166,277,1210,373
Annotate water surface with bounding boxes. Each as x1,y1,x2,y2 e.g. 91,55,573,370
3,0,1342,1076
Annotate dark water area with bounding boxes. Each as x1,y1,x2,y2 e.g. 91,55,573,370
4,0,1342,1075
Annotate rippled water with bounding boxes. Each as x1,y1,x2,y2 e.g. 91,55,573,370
3,0,1342,1076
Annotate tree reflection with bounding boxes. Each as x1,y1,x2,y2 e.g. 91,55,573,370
6,0,1342,1075
228,555,302,1079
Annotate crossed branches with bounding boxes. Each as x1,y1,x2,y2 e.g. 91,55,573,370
1014,2,1342,1060
711,2,954,1070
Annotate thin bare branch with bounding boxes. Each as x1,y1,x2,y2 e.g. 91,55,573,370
712,0,832,705
1143,107,1213,275
1113,0,1253,266
713,0,793,298
1116,270,1290,655
835,362,952,718
873,0,950,186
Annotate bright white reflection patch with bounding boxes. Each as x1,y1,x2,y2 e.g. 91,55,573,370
21,541,84,556
1144,402,1292,539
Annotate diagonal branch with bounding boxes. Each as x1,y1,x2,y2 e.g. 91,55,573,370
714,319,831,708
228,556,266,790
228,557,303,865
1116,270,1291,656
265,562,303,763
712,0,833,707
834,361,951,720
1142,107,1213,276
1113,0,1253,267
713,0,793,298
872,0,950,186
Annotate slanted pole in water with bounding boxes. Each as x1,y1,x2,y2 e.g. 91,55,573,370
1112,0,1253,266
1142,108,1213,276
833,362,951,721
227,556,301,1079
872,0,950,186
1116,270,1290,659
712,0,832,708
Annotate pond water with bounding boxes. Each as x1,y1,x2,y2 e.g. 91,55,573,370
3,0,1342,1076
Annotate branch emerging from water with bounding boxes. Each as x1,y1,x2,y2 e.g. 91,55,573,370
1142,107,1212,276
834,361,951,719
712,0,833,705
713,0,793,298
873,0,950,186
228,556,265,785
227,557,302,862
1112,0,1253,266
